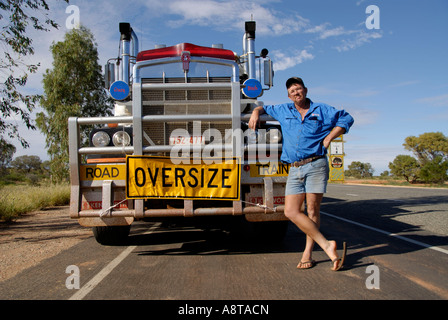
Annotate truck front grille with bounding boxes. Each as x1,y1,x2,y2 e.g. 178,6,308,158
141,77,232,149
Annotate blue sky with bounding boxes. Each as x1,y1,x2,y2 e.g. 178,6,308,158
10,0,448,174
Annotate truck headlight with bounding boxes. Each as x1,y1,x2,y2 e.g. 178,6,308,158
112,131,131,146
92,131,111,147
266,128,282,144
247,130,258,144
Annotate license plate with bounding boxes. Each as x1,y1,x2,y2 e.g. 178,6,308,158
169,135,204,145
126,156,240,200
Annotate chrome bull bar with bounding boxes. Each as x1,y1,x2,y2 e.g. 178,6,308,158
68,114,286,225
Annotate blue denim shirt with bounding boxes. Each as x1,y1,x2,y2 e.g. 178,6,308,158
263,99,354,164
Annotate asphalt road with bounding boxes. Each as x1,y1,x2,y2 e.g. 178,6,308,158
1,184,447,308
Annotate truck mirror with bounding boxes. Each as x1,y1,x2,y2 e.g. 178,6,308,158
263,59,274,88
104,62,115,89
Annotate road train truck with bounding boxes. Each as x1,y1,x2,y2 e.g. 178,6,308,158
68,21,290,244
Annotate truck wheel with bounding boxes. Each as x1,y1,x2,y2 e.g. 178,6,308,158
92,225,131,245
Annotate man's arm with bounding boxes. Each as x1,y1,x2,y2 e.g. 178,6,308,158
248,106,265,130
322,106,354,149
322,126,345,149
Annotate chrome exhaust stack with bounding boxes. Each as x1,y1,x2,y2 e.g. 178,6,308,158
119,22,139,85
244,21,256,80
104,22,139,89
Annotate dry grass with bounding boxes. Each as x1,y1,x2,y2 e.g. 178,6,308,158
0,184,70,222
343,177,448,188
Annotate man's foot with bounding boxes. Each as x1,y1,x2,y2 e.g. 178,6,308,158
297,260,316,269
330,241,347,271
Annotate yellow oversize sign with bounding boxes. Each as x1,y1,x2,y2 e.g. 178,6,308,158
126,156,240,200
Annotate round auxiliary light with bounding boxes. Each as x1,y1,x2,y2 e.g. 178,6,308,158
112,131,131,147
247,130,258,144
92,131,110,147
266,128,282,144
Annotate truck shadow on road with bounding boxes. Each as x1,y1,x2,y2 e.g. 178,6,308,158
319,195,448,270
128,216,305,256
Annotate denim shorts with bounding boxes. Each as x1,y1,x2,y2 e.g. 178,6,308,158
285,157,329,195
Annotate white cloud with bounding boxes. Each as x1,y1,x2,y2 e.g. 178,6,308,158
415,94,448,107
305,23,356,40
389,80,420,88
319,26,353,39
334,30,382,52
161,0,310,36
271,49,314,71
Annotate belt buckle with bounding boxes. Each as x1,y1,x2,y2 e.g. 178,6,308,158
293,156,320,167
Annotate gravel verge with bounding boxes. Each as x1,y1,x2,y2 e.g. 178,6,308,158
0,206,92,282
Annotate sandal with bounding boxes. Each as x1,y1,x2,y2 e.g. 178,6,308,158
297,260,316,269
331,242,347,271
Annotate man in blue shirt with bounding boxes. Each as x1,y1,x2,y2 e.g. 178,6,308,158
248,77,354,271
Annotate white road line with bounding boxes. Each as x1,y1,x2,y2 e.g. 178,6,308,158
321,211,448,255
69,223,160,300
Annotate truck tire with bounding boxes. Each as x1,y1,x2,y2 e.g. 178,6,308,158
92,225,131,245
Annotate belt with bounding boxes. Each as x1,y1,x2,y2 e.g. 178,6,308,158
290,155,325,167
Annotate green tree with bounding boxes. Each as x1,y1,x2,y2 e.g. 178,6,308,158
420,156,448,184
36,26,113,182
10,155,42,173
345,161,374,178
0,139,16,171
403,132,448,165
0,0,67,148
379,170,390,178
388,155,420,183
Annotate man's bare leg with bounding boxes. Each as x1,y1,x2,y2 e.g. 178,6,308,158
300,193,323,266
285,194,340,269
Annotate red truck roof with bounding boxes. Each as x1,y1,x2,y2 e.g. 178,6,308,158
136,43,236,62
